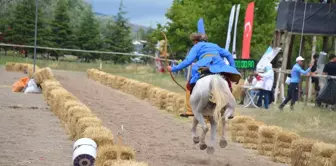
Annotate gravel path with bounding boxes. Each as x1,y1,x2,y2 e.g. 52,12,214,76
55,70,288,166
0,67,72,166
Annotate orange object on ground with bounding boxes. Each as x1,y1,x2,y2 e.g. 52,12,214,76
12,77,29,92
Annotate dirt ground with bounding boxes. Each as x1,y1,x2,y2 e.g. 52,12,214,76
55,70,288,166
0,67,72,166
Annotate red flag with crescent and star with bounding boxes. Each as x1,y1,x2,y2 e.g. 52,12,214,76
242,2,254,59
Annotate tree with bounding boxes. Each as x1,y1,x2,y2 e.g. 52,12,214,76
4,0,50,57
164,0,277,60
104,0,133,64
77,5,102,62
51,0,77,49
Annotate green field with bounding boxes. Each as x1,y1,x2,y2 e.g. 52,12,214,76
2,54,336,144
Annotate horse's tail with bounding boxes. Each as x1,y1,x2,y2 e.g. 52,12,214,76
210,75,236,123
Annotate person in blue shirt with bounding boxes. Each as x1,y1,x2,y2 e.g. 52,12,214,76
167,32,240,94
279,56,313,110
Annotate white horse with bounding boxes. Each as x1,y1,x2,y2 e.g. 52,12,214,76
190,74,236,154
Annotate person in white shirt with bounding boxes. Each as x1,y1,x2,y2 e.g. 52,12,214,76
239,74,257,105
255,64,274,109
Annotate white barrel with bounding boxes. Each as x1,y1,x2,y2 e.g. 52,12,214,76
72,138,97,166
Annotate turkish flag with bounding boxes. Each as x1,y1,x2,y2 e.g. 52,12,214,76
242,2,254,59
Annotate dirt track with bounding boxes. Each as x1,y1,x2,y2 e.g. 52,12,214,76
0,67,72,166
55,70,287,166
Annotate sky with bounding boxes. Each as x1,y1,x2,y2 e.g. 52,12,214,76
86,0,173,27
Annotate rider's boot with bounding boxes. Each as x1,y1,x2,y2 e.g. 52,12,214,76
180,83,195,117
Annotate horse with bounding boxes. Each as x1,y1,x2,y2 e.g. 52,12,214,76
190,74,236,154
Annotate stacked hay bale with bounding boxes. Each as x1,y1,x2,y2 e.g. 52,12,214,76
332,152,336,166
101,160,148,166
243,120,265,149
33,67,54,84
231,79,244,100
134,82,151,100
257,125,282,156
154,89,170,109
173,94,185,114
229,116,254,143
5,62,15,71
291,138,316,166
272,131,299,164
5,62,40,78
95,144,135,165
308,142,336,166
39,68,138,164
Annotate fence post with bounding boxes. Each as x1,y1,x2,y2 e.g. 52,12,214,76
307,36,317,104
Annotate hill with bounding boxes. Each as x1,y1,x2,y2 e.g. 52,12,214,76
94,12,150,33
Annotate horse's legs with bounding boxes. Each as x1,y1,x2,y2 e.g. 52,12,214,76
207,116,217,154
191,117,199,144
220,105,234,148
193,105,208,150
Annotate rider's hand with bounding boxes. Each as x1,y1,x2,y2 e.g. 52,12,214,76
167,66,172,72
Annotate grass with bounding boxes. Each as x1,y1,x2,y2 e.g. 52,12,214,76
2,53,336,144
238,103,336,144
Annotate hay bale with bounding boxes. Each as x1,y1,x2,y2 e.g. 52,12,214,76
58,100,81,119
95,144,135,166
309,142,336,166
33,67,54,84
48,88,77,113
82,126,114,147
75,117,103,139
257,125,282,156
101,160,148,166
40,79,61,98
230,116,254,143
5,62,15,71
331,153,336,166
232,79,244,100
291,138,316,166
243,120,264,149
272,131,299,164
65,105,93,138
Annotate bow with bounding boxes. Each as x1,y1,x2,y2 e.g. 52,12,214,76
161,31,186,91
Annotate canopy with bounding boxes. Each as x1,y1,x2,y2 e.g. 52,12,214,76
276,1,336,35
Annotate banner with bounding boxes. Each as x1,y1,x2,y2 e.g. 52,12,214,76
232,4,240,59
225,5,236,51
256,46,281,72
242,2,254,59
197,18,205,34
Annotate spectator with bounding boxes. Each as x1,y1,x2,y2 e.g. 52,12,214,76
311,54,320,98
239,74,257,105
255,64,274,109
323,54,336,76
279,56,313,110
316,54,336,109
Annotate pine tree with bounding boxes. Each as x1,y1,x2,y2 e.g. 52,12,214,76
77,5,102,61
51,0,76,49
104,0,133,64
4,0,50,57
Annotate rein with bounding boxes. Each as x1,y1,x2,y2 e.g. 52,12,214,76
161,32,186,92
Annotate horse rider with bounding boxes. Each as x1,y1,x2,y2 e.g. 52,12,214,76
167,32,240,116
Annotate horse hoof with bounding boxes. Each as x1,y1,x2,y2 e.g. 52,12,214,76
220,139,228,148
200,144,207,150
206,147,215,154
193,136,200,144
